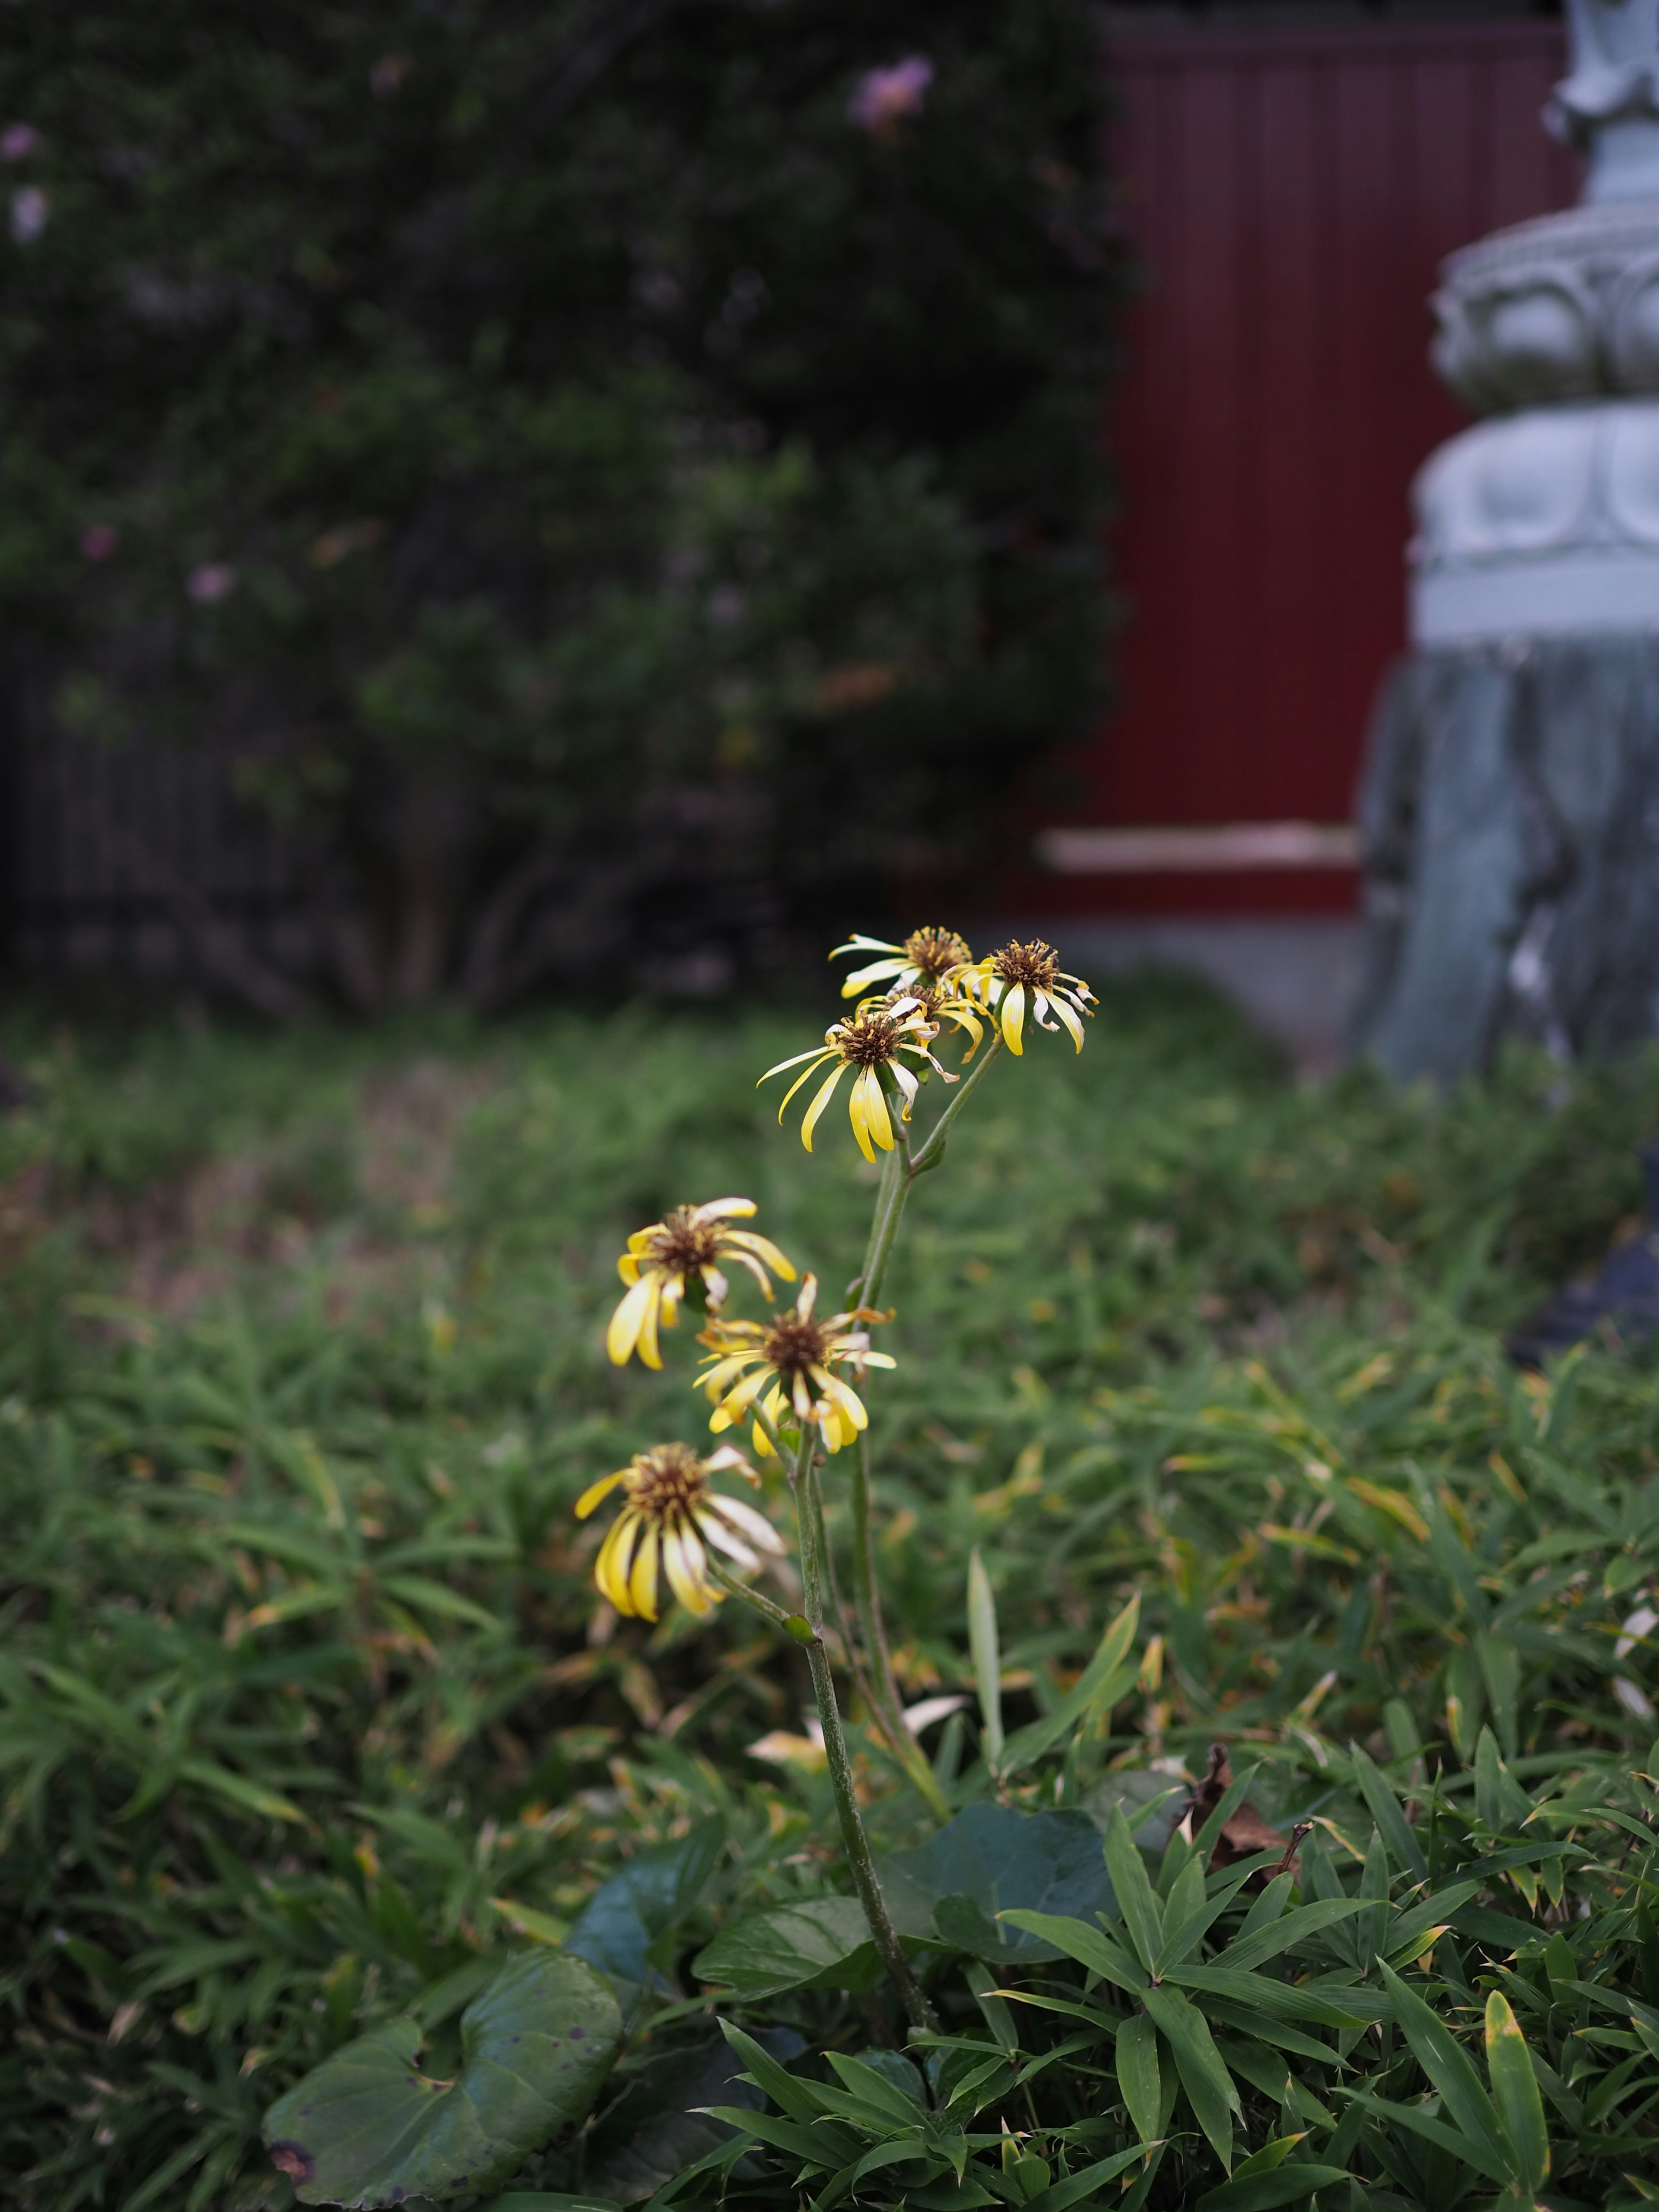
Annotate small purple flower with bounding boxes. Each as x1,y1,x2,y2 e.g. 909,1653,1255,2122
1,124,39,162
370,54,409,98
187,562,237,605
80,524,119,562
10,186,48,244
848,56,934,136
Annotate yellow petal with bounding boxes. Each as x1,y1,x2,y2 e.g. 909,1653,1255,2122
861,1068,894,1154
606,1274,656,1366
846,1068,877,1166
775,1049,835,1121
1001,981,1027,1055
574,1468,628,1519
706,1491,785,1552
800,1064,847,1152
663,1522,714,1615
693,1197,757,1222
636,1276,664,1370
627,1522,660,1623
696,1506,760,1571
616,1252,642,1286
594,1512,639,1613
1052,994,1085,1051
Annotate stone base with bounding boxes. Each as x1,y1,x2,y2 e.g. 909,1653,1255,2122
1353,633,1659,1083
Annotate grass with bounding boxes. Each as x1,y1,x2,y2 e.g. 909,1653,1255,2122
3,973,1659,2207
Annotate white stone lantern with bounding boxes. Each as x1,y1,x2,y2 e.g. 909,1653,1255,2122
1354,1,1659,1083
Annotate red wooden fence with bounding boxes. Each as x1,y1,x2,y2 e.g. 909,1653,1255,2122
1022,13,1576,918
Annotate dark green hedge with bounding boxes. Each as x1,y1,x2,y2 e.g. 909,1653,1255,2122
1,3,1117,1006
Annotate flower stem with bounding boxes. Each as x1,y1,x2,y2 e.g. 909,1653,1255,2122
791,1428,937,2033
907,1032,1003,1179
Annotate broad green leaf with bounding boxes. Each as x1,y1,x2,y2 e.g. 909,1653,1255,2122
1378,1962,1511,2180
1202,1997,1339,2068
1023,2142,1150,2209
997,1593,1141,1777
476,2196,625,2209
968,1549,1003,1769
1218,1898,1368,1974
1168,1966,1376,2029
1194,2165,1349,2212
261,1950,621,2209
1116,2012,1162,2145
1344,2091,1510,2187
1103,1808,1165,1974
692,1896,881,1998
997,1909,1146,1993
567,1816,726,1995
1476,1635,1522,1761
880,1804,1118,1961
1143,1983,1240,2169
1485,1992,1549,2192
1473,1727,1532,1834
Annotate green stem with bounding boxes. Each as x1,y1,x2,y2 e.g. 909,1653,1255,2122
849,1431,952,1821
705,1558,802,1636
907,1032,1004,1179
846,1140,903,1308
791,1427,936,2033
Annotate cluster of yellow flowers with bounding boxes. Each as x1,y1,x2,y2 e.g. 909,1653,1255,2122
575,925,1094,1621
762,927,1096,1161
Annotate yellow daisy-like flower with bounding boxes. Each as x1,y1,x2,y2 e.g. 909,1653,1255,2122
760,1002,951,1165
832,925,974,999
696,1273,895,1456
871,975,985,1058
963,938,1097,1055
607,1198,796,1370
575,1441,785,1621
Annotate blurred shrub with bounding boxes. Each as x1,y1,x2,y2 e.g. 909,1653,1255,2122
0,2,1115,1009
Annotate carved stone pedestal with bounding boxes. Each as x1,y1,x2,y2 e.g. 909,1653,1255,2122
1354,0,1659,1079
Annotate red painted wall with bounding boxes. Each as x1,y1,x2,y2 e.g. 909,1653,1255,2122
1023,14,1577,918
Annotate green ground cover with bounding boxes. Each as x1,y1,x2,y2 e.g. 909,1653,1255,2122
4,977,1659,2209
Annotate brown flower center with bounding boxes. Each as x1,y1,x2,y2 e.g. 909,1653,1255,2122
992,938,1059,992
647,1206,724,1276
762,1311,830,1378
625,1443,708,1517
835,1012,902,1068
903,926,971,979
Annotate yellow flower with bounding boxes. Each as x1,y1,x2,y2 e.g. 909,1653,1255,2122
607,1198,796,1370
760,1002,951,1164
832,925,974,999
963,938,1096,1055
575,1442,784,1621
696,1273,894,1456
873,976,985,1058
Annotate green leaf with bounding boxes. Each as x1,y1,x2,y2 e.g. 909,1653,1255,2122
1348,1743,1425,1880
692,1896,881,1998
584,2027,803,2204
1484,1990,1549,2193
1116,2012,1162,2145
1377,1962,1511,2181
261,1949,621,2209
997,1909,1146,1993
1166,1966,1374,2029
1343,2091,1511,2187
1142,1983,1240,2170
881,1804,1118,1961
1103,1808,1165,1974
718,2021,824,2123
1022,2143,1151,2209
567,1816,726,1995
1194,2166,1349,2212
968,1549,1003,1769
1218,1898,1368,1974
996,1593,1141,1777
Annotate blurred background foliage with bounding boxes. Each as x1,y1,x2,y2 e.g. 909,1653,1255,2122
5,979,1659,2201
0,0,1115,1011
